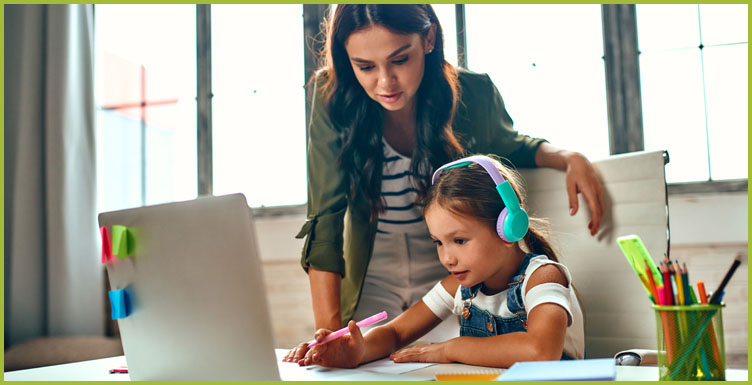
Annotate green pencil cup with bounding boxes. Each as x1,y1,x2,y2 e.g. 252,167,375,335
652,304,725,381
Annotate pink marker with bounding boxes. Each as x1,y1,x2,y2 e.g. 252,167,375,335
308,311,388,347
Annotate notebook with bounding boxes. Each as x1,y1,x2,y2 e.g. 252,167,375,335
497,358,616,381
100,193,280,380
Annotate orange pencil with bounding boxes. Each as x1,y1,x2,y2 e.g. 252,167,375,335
697,281,708,304
637,273,655,303
698,281,722,365
644,260,660,302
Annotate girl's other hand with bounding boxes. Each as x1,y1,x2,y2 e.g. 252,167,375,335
389,341,452,364
282,341,312,363
564,152,604,235
301,321,366,368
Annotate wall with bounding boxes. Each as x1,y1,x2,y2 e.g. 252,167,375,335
254,191,748,367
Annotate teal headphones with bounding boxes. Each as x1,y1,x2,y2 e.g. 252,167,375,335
431,156,529,243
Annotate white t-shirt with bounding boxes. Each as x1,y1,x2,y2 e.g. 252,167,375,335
422,255,585,359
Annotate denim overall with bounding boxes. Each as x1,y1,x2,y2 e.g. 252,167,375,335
459,253,573,360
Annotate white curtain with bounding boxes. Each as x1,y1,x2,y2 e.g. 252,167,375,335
4,4,103,348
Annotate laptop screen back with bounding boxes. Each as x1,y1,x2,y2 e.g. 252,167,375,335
99,193,279,380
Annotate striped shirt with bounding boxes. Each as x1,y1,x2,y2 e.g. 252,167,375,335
378,139,428,234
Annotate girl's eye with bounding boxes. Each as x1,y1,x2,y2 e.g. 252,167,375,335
432,239,443,247
454,238,466,245
358,65,374,71
392,57,408,65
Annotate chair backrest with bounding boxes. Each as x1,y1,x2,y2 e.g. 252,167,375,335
519,150,669,359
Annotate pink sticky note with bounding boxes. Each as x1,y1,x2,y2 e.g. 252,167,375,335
101,226,113,264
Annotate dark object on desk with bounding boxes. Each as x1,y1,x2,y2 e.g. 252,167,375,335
614,349,658,366
615,352,641,366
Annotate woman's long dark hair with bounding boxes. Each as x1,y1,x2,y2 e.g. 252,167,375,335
423,155,561,263
317,4,464,217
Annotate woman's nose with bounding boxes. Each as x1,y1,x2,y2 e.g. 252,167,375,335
378,68,394,88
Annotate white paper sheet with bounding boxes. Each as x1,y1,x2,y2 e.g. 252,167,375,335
358,358,436,375
275,348,435,380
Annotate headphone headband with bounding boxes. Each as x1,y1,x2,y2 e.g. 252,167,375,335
431,156,507,186
431,155,528,243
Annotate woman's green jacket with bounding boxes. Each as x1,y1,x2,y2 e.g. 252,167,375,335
296,70,546,326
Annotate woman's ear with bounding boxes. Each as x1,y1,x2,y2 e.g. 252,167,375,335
425,23,437,54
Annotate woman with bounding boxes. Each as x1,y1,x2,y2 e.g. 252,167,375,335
295,4,604,337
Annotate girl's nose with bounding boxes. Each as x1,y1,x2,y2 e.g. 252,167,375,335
439,251,456,268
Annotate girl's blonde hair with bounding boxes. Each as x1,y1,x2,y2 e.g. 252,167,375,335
424,154,560,262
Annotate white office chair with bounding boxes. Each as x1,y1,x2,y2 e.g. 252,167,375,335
519,150,670,359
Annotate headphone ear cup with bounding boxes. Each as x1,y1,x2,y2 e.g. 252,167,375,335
496,208,510,242
503,208,529,243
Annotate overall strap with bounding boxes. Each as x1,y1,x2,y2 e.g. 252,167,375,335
460,283,482,300
506,253,547,314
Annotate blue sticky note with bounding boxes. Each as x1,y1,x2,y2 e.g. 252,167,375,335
108,288,132,320
497,358,616,381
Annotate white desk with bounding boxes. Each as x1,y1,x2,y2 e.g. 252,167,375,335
4,350,748,381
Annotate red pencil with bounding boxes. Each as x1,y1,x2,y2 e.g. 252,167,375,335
661,262,674,305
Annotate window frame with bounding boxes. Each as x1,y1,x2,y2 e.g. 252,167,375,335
190,4,745,218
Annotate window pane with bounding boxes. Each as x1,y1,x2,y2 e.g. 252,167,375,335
640,50,708,183
637,4,748,183
212,5,306,207
432,4,458,67
700,4,748,46
636,5,700,52
704,44,748,180
97,108,143,211
465,5,609,161
95,5,197,213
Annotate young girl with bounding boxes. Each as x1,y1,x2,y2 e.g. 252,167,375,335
298,3,603,340
285,155,585,367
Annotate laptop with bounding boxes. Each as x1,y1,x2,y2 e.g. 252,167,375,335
100,193,280,380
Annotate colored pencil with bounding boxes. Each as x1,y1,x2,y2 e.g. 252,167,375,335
708,254,741,305
644,260,660,303
697,281,722,366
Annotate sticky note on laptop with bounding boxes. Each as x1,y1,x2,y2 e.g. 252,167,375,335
109,288,132,320
111,225,135,259
497,358,616,381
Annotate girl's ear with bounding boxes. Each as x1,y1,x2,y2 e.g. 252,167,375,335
500,237,518,248
425,23,437,53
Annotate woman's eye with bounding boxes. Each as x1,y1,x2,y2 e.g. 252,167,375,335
393,57,408,65
454,238,466,245
432,240,442,247
358,65,374,71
